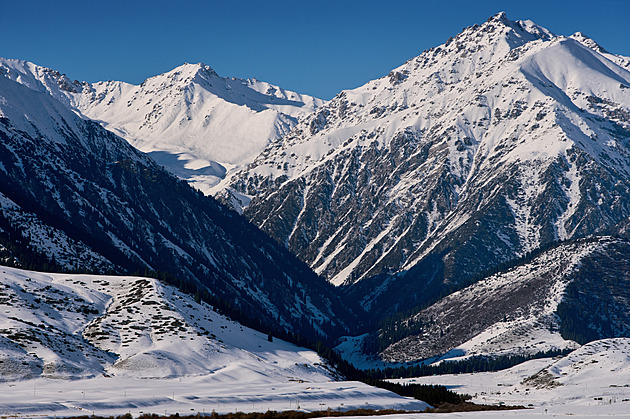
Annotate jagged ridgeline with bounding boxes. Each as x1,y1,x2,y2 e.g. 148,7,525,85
0,74,360,343
0,59,324,198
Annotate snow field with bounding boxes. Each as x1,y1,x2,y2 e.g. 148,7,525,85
392,338,630,418
0,377,428,418
0,266,428,417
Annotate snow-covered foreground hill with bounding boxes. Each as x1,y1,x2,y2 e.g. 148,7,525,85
0,266,429,416
0,266,330,380
398,338,630,418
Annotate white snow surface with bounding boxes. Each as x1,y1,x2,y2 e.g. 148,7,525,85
0,59,325,195
0,266,331,381
0,377,429,418
391,338,630,418
0,266,429,416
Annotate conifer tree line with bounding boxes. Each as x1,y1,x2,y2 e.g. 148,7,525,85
364,349,572,380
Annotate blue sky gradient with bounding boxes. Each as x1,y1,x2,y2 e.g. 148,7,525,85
2,0,629,99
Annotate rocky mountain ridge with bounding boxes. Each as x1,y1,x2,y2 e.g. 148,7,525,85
377,236,630,364
231,13,630,319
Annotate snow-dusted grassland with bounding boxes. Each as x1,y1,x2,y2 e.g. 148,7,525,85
0,266,427,417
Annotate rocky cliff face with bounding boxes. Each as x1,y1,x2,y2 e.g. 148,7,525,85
232,13,630,317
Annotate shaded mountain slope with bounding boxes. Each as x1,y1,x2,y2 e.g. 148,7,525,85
0,74,357,340
358,237,630,365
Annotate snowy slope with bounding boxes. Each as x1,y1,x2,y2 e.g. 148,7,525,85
571,31,630,71
0,265,332,380
0,59,324,196
404,338,630,417
0,265,431,416
234,13,630,317
356,237,630,366
0,72,358,340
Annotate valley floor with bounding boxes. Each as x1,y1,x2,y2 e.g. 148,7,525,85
3,348,629,419
0,376,428,418
2,369,628,419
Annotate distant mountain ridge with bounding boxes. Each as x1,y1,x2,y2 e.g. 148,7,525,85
0,58,324,199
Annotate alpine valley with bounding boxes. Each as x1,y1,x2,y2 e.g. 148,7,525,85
1,11,630,418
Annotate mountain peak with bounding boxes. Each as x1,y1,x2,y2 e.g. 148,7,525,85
479,11,553,42
488,11,509,23
432,12,554,64
180,62,219,78
236,10,630,299
140,62,220,88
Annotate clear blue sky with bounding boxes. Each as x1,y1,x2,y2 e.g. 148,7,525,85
2,0,629,99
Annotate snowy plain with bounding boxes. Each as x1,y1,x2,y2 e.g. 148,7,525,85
3,345,629,418
0,377,429,418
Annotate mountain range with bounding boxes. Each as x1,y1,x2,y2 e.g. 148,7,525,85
0,58,323,201
1,11,630,381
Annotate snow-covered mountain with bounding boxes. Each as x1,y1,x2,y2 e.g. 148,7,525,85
0,265,334,381
3,12,630,378
348,236,630,366
0,59,324,198
232,13,630,316
0,73,357,341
